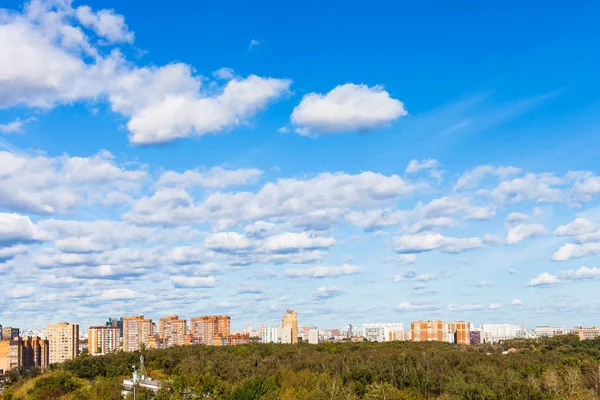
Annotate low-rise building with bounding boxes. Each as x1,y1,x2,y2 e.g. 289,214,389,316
571,326,600,340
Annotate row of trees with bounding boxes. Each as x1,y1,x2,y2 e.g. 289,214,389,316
3,335,600,399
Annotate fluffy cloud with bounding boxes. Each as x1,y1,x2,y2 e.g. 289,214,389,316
290,84,407,135
157,167,263,189
554,218,597,237
505,223,547,244
528,267,600,287
405,158,439,174
488,173,564,206
313,286,344,301
98,288,139,301
284,264,361,278
0,213,47,246
0,150,146,214
552,242,600,261
7,286,35,299
170,276,216,289
454,165,521,191
511,298,523,306
0,1,291,143
392,233,482,254
126,171,419,227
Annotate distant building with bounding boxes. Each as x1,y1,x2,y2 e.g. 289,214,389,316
470,330,482,345
571,326,600,340
122,315,153,352
47,322,79,364
308,329,319,344
479,324,520,343
282,310,298,344
106,317,123,337
449,321,471,345
280,326,293,344
0,336,49,374
159,315,187,347
89,326,120,355
534,326,557,338
412,321,451,343
363,323,407,342
261,326,279,343
1,327,19,341
190,316,230,345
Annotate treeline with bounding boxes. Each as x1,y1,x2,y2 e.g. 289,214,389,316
3,335,600,399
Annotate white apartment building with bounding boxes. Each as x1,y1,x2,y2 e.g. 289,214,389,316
479,324,520,343
535,326,557,338
260,326,279,344
362,323,406,342
308,329,319,344
279,327,293,344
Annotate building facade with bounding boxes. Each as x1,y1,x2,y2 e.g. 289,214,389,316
282,310,298,344
47,322,79,364
190,316,231,345
449,321,471,345
1,327,20,341
411,320,451,343
122,315,153,352
260,326,279,343
308,329,319,344
89,326,120,355
479,324,520,343
279,326,293,344
470,330,482,345
572,326,600,340
362,322,407,342
159,315,187,347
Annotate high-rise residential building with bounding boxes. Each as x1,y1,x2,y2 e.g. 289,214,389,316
122,315,153,352
261,326,279,343
308,329,319,344
46,322,79,364
2,327,20,341
89,326,120,355
479,324,520,343
0,339,22,373
363,323,407,342
22,336,49,369
159,315,187,347
411,320,451,343
106,317,124,337
190,316,230,345
279,326,293,344
470,330,482,345
282,310,298,344
571,326,600,340
448,321,471,345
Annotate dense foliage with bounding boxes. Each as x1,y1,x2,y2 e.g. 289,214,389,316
3,335,600,399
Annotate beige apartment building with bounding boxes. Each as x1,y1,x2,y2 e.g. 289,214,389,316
282,310,298,344
122,315,153,352
190,316,230,345
159,315,187,347
572,326,600,340
46,322,79,364
89,326,120,355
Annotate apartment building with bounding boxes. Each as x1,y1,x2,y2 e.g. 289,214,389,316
260,326,279,343
190,316,230,345
47,322,79,364
572,326,600,340
449,321,471,345
1,327,20,341
282,310,298,344
411,320,452,342
159,315,187,347
308,329,319,344
362,322,407,342
89,326,120,355
122,315,153,352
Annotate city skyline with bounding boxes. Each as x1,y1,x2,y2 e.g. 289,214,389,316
1,0,600,331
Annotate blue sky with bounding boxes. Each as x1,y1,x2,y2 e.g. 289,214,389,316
1,0,600,332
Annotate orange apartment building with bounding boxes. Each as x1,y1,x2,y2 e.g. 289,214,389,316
411,320,450,342
159,315,187,347
122,315,153,352
0,336,49,374
88,326,120,355
448,321,471,345
47,322,79,364
190,316,230,345
282,310,298,344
